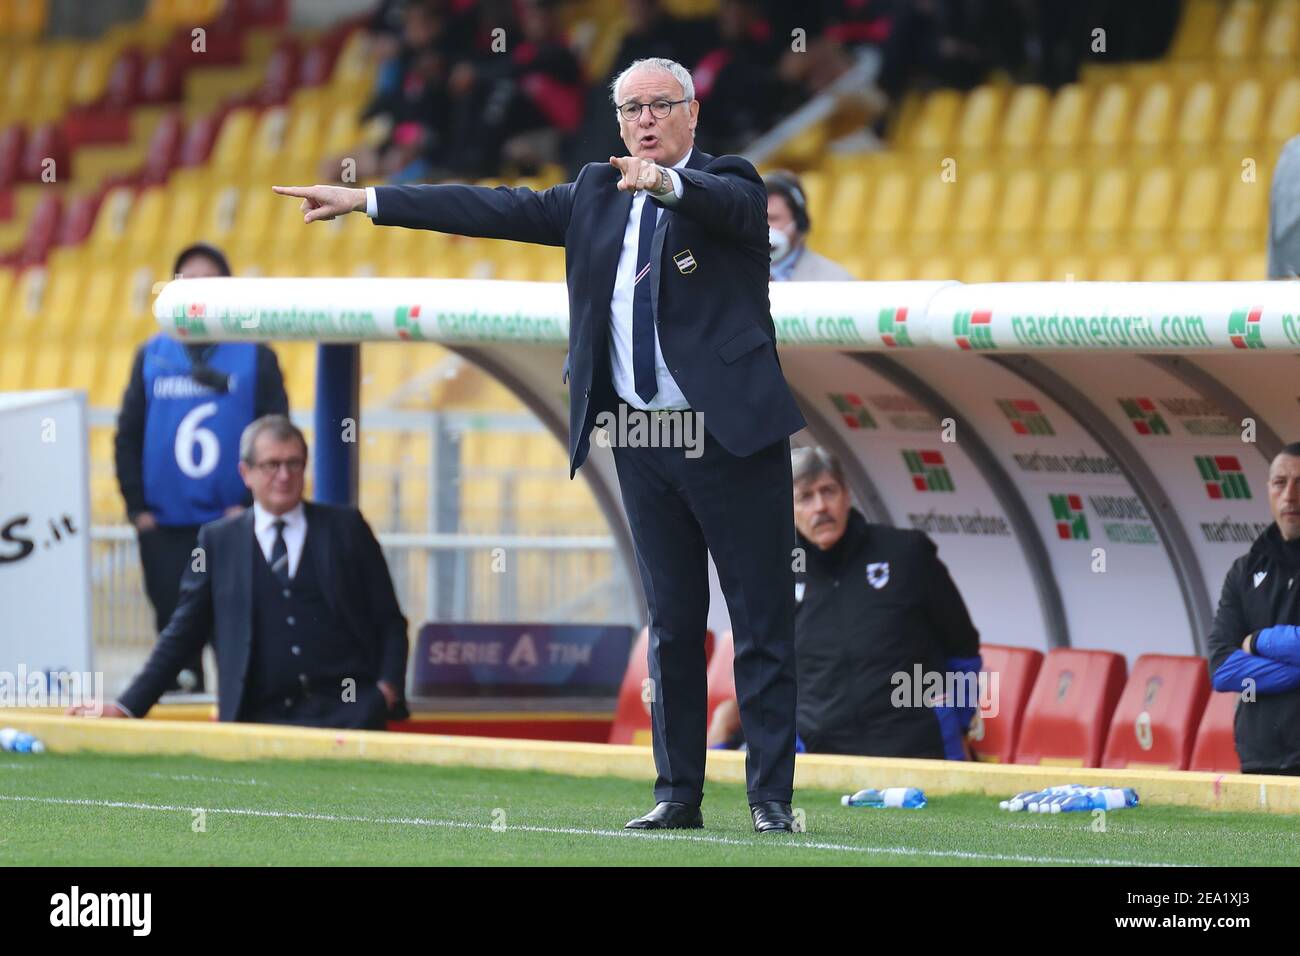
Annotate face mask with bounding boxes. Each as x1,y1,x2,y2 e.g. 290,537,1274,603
769,226,793,263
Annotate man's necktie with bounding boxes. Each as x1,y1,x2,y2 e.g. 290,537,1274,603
631,195,659,403
270,519,290,585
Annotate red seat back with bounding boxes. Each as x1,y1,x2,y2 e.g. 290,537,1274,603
705,630,736,727
967,644,1043,763
1013,648,1127,767
1101,654,1210,770
1188,690,1241,773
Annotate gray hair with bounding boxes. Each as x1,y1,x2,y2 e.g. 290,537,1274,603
609,57,695,107
791,446,845,488
240,414,308,464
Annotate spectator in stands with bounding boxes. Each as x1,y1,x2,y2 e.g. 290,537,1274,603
1206,443,1300,775
689,0,787,156
113,243,288,694
77,416,411,729
764,170,854,281
1269,134,1300,280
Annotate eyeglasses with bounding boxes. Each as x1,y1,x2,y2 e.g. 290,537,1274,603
616,98,690,121
252,457,306,476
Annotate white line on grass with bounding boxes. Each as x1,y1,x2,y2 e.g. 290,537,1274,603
0,794,1180,866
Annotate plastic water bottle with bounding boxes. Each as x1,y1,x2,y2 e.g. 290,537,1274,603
841,787,927,809
1052,787,1140,813
1024,784,1092,813
0,728,44,754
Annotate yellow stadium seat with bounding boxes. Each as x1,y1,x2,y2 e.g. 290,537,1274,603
955,85,1005,152
1127,167,1176,252
996,169,1042,252
66,346,101,395
1222,78,1265,144
88,187,137,249
96,346,138,407
1214,0,1262,62
71,41,115,107
909,90,963,151
1265,78,1300,143
0,343,26,388
863,170,912,253
1261,0,1300,61
159,184,214,250
209,107,257,173
1170,0,1221,61
246,106,291,179
1052,255,1090,281
871,256,911,281
7,267,49,344
1180,79,1216,158
914,256,955,281
125,187,168,250
1042,84,1092,153
799,170,829,232
1094,255,1136,282
1139,255,1182,281
907,175,957,253
1082,167,1129,252
950,169,999,251
1231,252,1267,280
1087,82,1132,154
1185,254,1226,281
1039,168,1087,252
1003,256,1047,282
824,170,872,239
1220,171,1269,252
959,257,1000,283
999,85,1049,155
1172,166,1223,252
1130,82,1176,153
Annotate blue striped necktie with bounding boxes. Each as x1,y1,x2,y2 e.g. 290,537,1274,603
270,519,290,585
631,196,659,403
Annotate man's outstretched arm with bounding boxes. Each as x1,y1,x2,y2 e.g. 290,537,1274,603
273,174,580,247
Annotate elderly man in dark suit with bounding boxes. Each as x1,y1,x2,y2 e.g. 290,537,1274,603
272,56,805,832
72,415,409,729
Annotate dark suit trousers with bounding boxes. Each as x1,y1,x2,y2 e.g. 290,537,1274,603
137,524,207,692
612,428,798,805
240,682,389,731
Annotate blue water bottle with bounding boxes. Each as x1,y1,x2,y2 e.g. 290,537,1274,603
841,787,927,808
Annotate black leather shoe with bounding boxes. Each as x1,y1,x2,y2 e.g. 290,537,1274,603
625,801,704,830
751,800,794,833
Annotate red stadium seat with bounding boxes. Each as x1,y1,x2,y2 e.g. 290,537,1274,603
1013,648,1127,767
19,124,70,184
1188,691,1242,773
140,111,185,184
705,630,736,728
608,627,715,746
1101,654,1210,770
0,125,24,189
967,644,1043,763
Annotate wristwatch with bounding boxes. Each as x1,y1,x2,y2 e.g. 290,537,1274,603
650,165,671,196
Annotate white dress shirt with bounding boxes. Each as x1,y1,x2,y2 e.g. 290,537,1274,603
253,501,307,580
365,152,690,410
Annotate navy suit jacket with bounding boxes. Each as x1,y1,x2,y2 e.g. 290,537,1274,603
117,502,410,722
373,148,807,475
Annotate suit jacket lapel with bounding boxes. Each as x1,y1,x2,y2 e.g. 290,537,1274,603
584,168,633,351
236,508,255,640
303,501,335,612
650,149,711,322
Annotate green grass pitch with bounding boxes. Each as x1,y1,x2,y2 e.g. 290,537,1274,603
1,752,1297,866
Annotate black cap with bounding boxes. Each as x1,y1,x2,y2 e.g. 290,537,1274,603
172,242,232,278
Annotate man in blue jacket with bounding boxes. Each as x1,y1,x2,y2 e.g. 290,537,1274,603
272,57,806,832
1206,442,1300,774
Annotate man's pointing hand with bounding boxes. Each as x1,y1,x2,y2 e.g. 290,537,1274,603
610,156,669,195
272,184,367,223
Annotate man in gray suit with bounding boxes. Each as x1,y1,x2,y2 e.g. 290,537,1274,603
764,169,855,282
1270,134,1300,279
